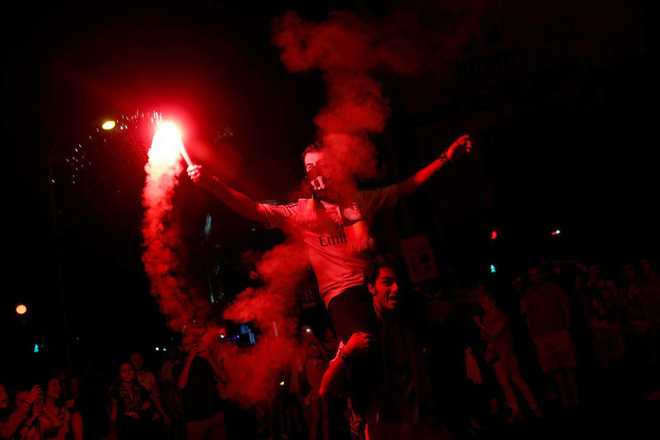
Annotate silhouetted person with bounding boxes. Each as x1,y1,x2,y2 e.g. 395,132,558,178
617,261,655,397
521,266,579,407
578,263,627,373
474,293,543,422
172,335,226,440
300,326,330,440
129,351,171,432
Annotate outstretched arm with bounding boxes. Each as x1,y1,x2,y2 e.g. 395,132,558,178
398,135,472,198
188,165,269,223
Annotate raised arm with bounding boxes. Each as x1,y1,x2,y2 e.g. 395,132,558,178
0,386,41,439
176,348,198,391
398,135,472,198
188,165,269,223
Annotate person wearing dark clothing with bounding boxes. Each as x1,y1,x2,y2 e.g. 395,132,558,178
172,335,226,440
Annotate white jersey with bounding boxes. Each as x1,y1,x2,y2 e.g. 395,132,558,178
259,185,398,307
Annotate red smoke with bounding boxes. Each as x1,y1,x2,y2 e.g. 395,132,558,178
218,239,310,407
271,10,422,185
271,4,489,185
141,123,206,332
141,123,309,408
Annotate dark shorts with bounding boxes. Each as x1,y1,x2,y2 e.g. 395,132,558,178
327,285,377,344
533,329,577,373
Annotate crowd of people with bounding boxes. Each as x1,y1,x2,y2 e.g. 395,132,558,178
2,255,658,439
3,135,658,439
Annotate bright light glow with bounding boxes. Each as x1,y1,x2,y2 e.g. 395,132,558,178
280,381,285,386
157,121,182,140
552,230,561,236
150,121,192,167
102,120,116,130
491,230,498,240
490,264,497,273
34,344,39,354
16,304,27,315
150,122,184,165
155,347,160,351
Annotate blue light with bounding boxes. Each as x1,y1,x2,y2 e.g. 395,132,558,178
34,344,40,353
490,264,497,274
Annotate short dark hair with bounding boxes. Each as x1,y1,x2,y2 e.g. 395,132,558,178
301,141,323,162
366,254,398,286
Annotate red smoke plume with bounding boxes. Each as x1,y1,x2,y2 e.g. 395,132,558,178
271,10,422,184
218,239,310,407
141,123,309,408
271,4,489,184
141,123,207,332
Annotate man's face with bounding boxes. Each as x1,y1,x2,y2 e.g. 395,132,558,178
304,151,328,194
369,267,400,312
529,268,544,285
130,353,144,370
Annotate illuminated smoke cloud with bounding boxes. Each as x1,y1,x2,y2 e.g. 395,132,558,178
141,124,207,332
218,239,310,407
271,4,489,186
141,123,309,407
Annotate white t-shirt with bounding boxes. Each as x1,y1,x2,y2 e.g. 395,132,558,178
259,185,398,307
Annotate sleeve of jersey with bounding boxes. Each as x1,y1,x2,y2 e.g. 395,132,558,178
357,184,399,216
259,202,299,229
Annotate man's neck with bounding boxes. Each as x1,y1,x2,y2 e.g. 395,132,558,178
375,305,399,324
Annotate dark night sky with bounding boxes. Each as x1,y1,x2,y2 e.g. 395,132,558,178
1,0,656,374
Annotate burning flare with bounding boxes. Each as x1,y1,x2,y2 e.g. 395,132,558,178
141,120,194,332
